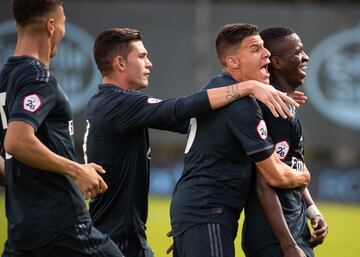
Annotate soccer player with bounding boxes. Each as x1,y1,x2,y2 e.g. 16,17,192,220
242,27,328,257
0,1,123,256
83,27,300,257
169,23,311,257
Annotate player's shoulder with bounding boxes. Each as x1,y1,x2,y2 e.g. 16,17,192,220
18,57,50,83
99,85,147,100
93,85,152,109
202,72,236,91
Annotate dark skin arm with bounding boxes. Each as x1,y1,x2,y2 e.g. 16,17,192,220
256,172,306,257
301,188,329,247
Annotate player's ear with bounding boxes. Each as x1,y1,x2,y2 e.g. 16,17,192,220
270,55,282,69
225,55,239,69
46,18,55,37
114,56,126,71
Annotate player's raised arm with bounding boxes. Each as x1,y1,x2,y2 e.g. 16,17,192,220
206,80,298,118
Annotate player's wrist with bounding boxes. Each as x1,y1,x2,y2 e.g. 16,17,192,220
306,204,323,219
280,241,298,251
235,81,252,97
65,161,83,179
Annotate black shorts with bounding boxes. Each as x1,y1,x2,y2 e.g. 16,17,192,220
2,222,124,257
251,244,314,257
173,223,235,257
114,230,154,257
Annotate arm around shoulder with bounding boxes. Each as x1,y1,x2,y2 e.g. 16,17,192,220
255,152,310,188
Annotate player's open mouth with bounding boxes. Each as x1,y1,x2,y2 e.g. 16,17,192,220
299,64,307,75
260,63,270,78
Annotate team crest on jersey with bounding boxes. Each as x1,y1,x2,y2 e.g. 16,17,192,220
23,94,41,112
275,141,290,160
147,98,162,104
256,120,268,140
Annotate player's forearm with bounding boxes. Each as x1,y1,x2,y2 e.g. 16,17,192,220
301,187,315,208
256,173,297,251
4,121,82,178
206,82,252,109
256,153,310,189
273,163,310,188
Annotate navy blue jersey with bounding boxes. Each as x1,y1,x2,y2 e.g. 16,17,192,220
242,85,312,257
84,84,211,242
170,73,274,238
0,56,90,249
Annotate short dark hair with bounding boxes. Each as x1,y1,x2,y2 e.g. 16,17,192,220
215,23,258,66
93,28,143,76
260,27,294,53
12,0,64,27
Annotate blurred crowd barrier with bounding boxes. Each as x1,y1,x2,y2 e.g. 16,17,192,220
0,1,359,203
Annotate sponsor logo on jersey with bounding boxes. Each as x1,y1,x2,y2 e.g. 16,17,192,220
256,120,268,140
23,94,41,112
291,157,305,172
305,24,360,129
0,20,100,114
275,141,290,160
147,97,162,104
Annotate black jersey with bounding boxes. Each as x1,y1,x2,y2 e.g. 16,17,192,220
170,73,275,239
242,85,312,257
0,56,90,249
84,84,211,242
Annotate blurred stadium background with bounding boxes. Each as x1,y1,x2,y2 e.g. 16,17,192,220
0,0,359,256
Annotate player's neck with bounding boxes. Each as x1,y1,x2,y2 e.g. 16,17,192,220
222,67,242,82
271,75,295,94
14,34,51,68
102,75,131,90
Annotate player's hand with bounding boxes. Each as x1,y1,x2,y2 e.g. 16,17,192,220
309,216,328,247
166,230,173,254
73,163,108,200
283,244,307,257
250,81,299,119
292,91,308,105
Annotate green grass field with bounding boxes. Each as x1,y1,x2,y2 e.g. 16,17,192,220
1,195,359,257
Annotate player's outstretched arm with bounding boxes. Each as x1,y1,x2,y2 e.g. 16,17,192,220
256,172,307,257
206,80,299,118
301,187,328,247
4,121,107,199
255,152,310,188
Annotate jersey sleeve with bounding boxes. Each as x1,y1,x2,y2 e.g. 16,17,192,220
226,99,274,162
115,91,210,133
8,80,56,131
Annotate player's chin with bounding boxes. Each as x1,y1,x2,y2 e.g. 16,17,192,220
258,76,270,84
50,48,57,58
139,80,149,89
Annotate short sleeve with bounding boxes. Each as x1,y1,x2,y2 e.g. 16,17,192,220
226,100,274,162
9,81,56,131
